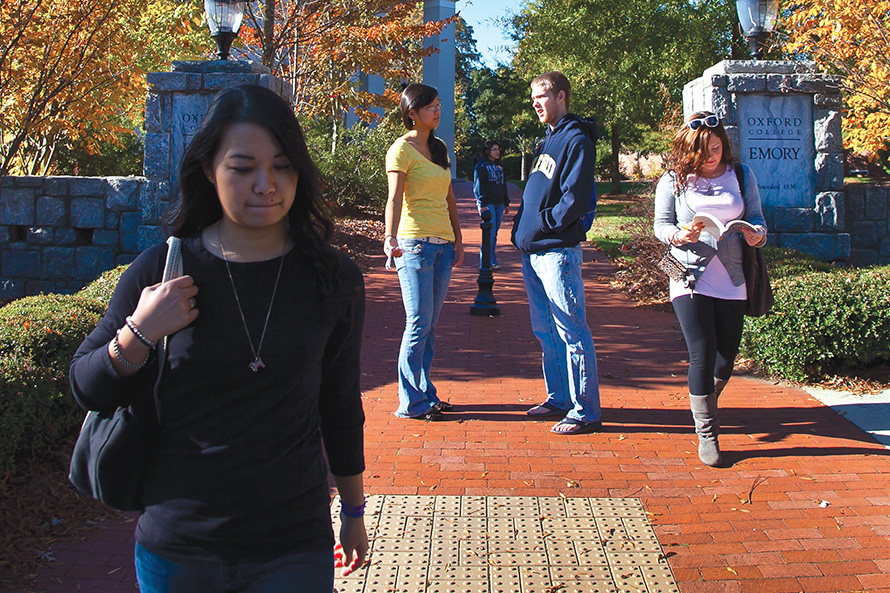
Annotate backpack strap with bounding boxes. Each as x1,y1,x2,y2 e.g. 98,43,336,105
734,163,745,196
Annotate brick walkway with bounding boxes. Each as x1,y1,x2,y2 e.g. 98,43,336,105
17,181,890,592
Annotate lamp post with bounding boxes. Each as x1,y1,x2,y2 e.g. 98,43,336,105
205,0,245,60
735,0,779,60
470,210,500,316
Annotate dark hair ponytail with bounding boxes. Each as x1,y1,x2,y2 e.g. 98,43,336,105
399,83,450,170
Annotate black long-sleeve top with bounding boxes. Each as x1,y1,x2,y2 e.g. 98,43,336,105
473,158,510,207
70,236,365,562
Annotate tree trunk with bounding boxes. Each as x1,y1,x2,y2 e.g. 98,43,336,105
263,0,275,67
609,125,622,194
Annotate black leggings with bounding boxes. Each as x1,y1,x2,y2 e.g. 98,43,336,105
671,295,746,396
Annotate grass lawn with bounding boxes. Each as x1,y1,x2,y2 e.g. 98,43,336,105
586,181,655,259
505,178,656,260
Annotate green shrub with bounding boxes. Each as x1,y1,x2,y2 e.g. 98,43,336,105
741,266,890,382
0,295,106,479
79,264,128,306
305,117,402,211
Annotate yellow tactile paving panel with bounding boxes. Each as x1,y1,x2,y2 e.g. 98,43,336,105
332,495,679,593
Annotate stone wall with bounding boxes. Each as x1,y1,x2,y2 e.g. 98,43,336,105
0,175,159,298
846,183,890,266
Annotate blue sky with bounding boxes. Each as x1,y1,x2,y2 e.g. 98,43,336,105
456,0,524,68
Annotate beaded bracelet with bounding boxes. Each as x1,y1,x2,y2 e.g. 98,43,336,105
340,497,366,518
112,330,150,371
125,316,156,349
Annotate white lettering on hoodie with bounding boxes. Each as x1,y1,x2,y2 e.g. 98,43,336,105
530,153,556,179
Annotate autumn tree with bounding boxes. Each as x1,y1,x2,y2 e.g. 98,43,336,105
0,0,206,176
781,0,890,157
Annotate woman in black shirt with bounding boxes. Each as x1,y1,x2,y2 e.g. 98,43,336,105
70,85,367,592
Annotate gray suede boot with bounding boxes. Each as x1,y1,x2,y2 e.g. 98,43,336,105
689,393,722,467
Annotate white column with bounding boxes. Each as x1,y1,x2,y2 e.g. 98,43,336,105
423,0,457,176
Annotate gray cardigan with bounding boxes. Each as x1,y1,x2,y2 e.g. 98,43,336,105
653,163,767,287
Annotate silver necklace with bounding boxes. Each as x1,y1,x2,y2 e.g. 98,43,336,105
218,230,286,372
695,176,715,196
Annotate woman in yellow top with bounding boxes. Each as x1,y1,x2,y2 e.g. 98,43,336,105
384,83,464,421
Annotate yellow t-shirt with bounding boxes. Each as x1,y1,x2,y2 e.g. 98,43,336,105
385,138,455,241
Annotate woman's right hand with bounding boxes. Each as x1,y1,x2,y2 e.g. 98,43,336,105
383,236,402,259
129,275,200,343
674,222,704,244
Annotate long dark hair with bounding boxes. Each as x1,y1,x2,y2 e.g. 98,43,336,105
670,111,736,191
167,84,338,295
399,83,450,169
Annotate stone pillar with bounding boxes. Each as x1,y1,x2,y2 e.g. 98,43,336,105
423,0,457,176
683,60,849,261
142,60,293,249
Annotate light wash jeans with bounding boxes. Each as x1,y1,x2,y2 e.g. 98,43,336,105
521,246,601,423
394,239,455,418
477,203,505,268
135,543,334,593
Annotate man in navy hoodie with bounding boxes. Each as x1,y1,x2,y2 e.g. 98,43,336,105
511,71,602,434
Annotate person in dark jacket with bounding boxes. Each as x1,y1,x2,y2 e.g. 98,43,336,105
70,85,367,592
512,71,602,435
473,140,510,269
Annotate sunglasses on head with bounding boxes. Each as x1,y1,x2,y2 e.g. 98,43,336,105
686,115,720,130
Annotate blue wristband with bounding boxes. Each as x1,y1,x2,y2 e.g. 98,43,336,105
340,498,366,518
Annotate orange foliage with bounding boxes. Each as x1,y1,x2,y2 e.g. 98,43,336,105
0,0,205,175
782,0,890,155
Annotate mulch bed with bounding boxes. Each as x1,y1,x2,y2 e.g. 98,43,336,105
0,439,120,591
329,206,385,273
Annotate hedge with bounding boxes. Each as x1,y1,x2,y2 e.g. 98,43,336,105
741,265,890,382
0,294,107,479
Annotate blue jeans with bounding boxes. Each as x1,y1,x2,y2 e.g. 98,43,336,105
521,246,601,423
395,239,455,418
135,543,334,593
477,203,505,267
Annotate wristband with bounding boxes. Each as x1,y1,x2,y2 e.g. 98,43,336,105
340,497,366,518
125,316,156,349
111,330,150,371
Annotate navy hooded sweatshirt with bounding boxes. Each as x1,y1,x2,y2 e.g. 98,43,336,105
511,114,597,253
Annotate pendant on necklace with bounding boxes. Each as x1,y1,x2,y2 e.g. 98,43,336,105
249,358,266,372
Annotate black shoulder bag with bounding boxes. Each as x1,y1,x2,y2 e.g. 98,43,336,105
735,164,774,317
68,237,182,510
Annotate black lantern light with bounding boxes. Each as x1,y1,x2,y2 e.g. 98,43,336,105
735,0,780,60
205,0,245,60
